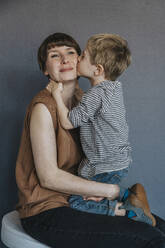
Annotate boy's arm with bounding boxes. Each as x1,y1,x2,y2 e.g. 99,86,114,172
68,86,103,128
53,82,103,129
52,83,74,130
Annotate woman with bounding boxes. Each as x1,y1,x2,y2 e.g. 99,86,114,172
16,33,165,248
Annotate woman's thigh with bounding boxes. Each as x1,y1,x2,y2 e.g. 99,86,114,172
21,207,165,248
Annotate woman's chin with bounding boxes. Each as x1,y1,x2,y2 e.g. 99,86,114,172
60,75,77,82
59,70,76,80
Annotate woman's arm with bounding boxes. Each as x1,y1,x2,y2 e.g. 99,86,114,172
30,103,120,199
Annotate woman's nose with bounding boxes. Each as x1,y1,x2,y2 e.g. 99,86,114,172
61,55,69,64
78,56,81,62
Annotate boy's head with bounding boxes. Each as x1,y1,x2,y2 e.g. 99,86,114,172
38,33,81,73
78,33,131,81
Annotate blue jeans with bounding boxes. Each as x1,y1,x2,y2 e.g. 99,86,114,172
69,167,129,216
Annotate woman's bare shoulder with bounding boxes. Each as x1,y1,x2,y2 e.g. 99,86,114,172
31,103,52,124
30,88,57,129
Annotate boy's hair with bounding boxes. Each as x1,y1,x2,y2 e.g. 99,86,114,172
87,34,131,81
38,33,81,73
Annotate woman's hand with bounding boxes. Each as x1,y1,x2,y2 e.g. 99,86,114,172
83,184,120,202
83,196,104,202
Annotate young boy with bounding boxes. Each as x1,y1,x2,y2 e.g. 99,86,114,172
52,34,156,226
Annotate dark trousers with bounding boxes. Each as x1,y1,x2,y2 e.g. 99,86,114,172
21,207,165,248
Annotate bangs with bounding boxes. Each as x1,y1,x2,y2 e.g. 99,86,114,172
47,41,81,55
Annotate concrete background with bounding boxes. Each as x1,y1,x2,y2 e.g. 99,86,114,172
0,0,165,246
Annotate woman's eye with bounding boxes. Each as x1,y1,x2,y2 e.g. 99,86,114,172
68,51,75,55
51,54,59,58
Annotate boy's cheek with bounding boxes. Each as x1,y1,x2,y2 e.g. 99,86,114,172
77,69,81,76
77,65,84,76
76,64,80,75
77,62,83,73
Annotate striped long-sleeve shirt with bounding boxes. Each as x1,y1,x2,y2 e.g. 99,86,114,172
68,80,132,179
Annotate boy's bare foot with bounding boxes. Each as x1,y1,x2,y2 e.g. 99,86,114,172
114,202,126,216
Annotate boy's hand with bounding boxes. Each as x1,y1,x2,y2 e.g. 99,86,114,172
52,82,64,100
83,196,104,202
46,80,57,93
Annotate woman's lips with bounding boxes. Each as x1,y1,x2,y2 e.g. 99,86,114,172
60,68,73,72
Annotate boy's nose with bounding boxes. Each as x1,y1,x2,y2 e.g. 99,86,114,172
78,55,81,62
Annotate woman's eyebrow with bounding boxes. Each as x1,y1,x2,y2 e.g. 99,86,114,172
48,47,74,54
48,49,59,54
65,47,75,51
47,51,57,55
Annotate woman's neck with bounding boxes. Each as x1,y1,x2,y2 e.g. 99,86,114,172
61,80,76,108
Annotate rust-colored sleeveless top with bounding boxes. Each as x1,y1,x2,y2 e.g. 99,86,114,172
15,86,83,218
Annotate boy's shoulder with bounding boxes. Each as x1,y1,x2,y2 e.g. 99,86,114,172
93,80,122,93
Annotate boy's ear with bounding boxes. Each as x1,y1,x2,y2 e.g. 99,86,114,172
94,64,104,76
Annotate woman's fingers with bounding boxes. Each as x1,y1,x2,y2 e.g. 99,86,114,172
87,196,104,202
83,196,104,202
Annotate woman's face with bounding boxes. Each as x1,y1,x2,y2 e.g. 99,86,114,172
44,46,79,82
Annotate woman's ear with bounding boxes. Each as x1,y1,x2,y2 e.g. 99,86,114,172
44,70,49,76
94,64,105,77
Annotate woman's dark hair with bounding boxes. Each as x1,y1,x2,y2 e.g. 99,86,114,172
38,33,81,72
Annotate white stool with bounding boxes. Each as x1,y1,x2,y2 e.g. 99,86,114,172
1,211,50,248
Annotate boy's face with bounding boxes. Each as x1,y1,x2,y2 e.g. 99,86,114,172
44,46,78,82
77,48,96,79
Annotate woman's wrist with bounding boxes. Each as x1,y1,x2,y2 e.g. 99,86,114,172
106,184,120,200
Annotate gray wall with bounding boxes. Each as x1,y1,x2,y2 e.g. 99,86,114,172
0,1,165,246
